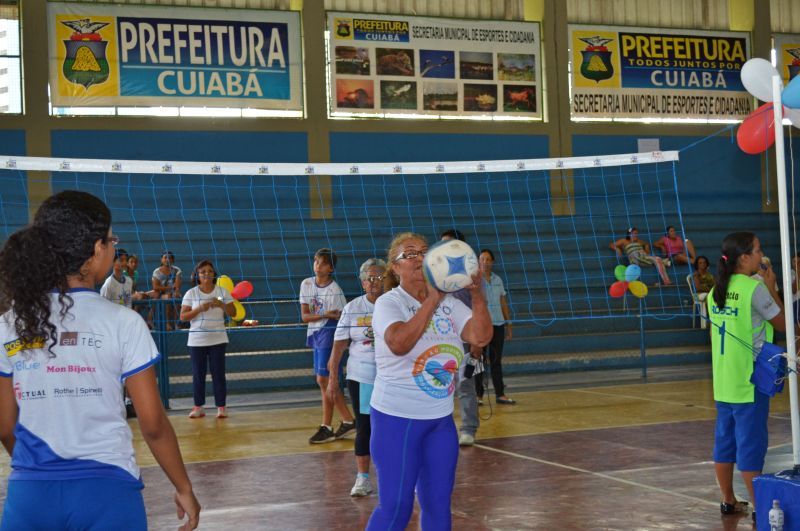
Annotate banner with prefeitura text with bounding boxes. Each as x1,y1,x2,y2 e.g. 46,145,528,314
327,11,542,119
774,34,800,85
47,3,302,110
569,24,751,120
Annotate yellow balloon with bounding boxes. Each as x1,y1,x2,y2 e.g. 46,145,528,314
233,300,246,321
628,280,648,298
217,274,234,293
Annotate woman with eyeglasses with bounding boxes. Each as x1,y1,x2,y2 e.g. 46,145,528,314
0,191,199,530
326,258,387,498
367,233,492,530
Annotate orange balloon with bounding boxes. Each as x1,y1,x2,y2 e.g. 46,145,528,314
609,281,628,298
737,103,775,155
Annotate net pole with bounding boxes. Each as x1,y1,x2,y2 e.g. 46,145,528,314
771,74,800,469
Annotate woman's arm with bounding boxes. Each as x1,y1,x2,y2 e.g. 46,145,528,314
500,294,512,340
609,239,623,255
152,276,168,294
461,284,493,347
326,339,349,402
653,237,665,253
384,288,445,355
173,274,182,296
0,377,17,456
179,302,212,322
224,301,236,317
126,367,200,530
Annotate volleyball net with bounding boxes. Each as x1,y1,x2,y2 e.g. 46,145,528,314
0,151,691,328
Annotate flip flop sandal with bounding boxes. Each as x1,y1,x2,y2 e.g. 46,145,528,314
720,500,749,515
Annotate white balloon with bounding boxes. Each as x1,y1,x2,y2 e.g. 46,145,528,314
783,106,800,128
741,58,780,102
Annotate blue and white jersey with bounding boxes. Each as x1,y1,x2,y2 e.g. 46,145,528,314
0,289,161,484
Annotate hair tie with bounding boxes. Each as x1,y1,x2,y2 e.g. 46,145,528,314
721,254,729,262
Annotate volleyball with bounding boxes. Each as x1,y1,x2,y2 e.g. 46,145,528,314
423,239,479,292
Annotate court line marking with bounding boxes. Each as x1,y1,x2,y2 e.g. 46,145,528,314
474,443,718,507
572,388,792,421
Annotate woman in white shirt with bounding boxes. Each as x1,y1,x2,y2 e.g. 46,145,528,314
0,190,199,530
327,258,386,498
367,233,492,531
180,260,236,419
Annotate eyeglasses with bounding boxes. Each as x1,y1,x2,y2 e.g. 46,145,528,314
108,235,120,247
366,275,385,283
394,250,426,262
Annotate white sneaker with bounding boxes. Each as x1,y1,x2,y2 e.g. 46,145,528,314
188,406,205,418
350,476,373,497
459,433,475,446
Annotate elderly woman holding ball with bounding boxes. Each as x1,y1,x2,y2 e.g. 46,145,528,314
366,232,492,531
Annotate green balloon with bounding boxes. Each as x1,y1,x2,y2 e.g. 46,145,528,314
614,265,627,281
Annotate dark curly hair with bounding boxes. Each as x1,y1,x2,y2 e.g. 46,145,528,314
0,191,111,355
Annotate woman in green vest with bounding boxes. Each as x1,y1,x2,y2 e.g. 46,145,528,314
709,232,784,522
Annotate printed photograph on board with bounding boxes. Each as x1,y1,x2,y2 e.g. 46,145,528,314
380,81,417,109
419,50,455,78
498,54,536,81
460,51,493,80
335,46,370,75
336,78,374,108
423,82,458,111
376,48,415,76
502,85,536,112
463,83,497,112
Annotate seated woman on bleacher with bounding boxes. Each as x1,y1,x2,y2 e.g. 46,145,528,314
654,225,696,266
610,227,672,285
693,256,714,297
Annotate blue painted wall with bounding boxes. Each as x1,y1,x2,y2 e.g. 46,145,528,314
0,130,28,237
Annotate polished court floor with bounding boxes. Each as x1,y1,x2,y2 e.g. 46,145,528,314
0,366,791,530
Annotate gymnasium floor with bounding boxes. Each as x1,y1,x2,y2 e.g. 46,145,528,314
0,365,790,530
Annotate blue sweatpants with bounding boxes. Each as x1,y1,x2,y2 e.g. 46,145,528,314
367,408,459,531
1,478,146,530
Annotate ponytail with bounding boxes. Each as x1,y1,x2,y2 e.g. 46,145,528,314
713,231,756,308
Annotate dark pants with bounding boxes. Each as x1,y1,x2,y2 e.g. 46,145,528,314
476,325,506,398
347,379,371,457
189,343,227,407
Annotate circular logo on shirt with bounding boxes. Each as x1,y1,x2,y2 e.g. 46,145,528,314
412,343,462,399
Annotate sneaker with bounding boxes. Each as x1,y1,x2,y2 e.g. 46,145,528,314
309,425,336,444
459,433,475,446
188,406,205,419
350,476,374,497
216,406,228,418
334,421,356,439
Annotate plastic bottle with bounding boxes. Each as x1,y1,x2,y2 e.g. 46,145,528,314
769,499,784,531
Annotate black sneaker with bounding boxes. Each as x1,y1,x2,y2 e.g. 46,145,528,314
334,421,356,439
309,425,336,444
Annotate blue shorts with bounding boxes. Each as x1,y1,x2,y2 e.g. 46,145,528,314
1,478,146,530
713,390,770,472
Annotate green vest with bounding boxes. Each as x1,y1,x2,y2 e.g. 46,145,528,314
708,274,774,403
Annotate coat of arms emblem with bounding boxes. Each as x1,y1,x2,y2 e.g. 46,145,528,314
61,19,110,89
579,36,614,83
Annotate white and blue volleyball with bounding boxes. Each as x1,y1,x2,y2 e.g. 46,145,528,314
423,239,479,292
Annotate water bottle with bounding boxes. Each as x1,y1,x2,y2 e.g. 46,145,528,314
769,499,784,531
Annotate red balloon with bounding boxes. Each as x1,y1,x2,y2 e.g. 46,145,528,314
231,280,253,300
609,281,628,298
736,103,775,155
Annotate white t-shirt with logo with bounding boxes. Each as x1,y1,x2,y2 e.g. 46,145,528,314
298,277,347,338
0,289,160,484
334,295,377,384
181,285,235,347
371,286,472,420
100,274,133,309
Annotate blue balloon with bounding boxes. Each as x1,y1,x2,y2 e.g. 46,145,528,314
784,75,800,109
624,264,641,281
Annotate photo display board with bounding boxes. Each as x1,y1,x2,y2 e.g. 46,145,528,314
48,3,303,110
569,24,752,120
327,11,542,119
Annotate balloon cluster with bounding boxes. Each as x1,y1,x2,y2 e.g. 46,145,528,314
216,275,253,322
737,58,800,154
609,264,648,299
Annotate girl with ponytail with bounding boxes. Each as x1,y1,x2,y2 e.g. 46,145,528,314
0,191,199,530
708,231,788,523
